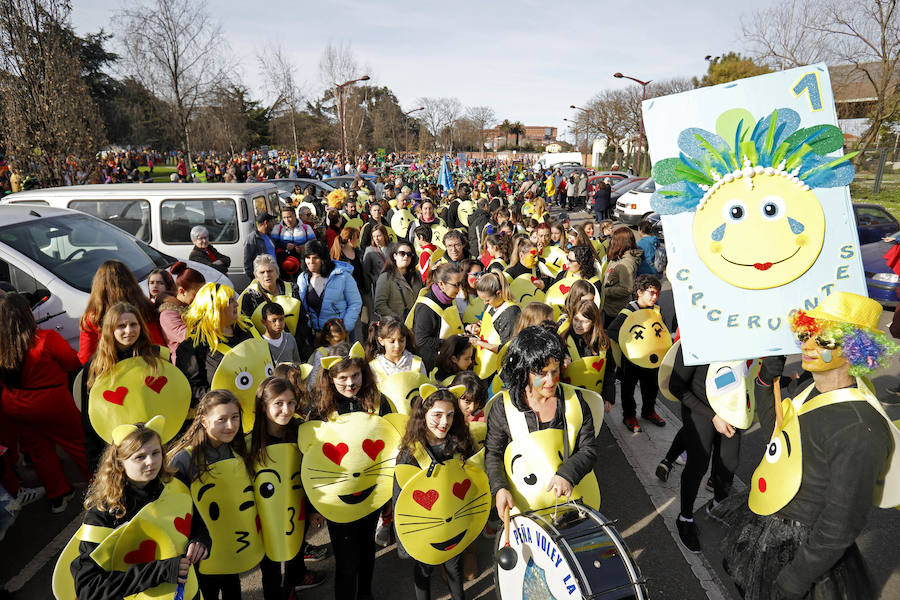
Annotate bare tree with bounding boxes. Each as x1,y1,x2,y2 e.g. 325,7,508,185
118,0,224,176
417,98,446,149
319,41,369,158
466,105,496,152
417,97,462,150
742,0,831,69
0,0,105,185
259,43,304,155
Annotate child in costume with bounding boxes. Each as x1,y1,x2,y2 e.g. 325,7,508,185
432,336,475,382
70,417,207,600
306,318,349,392
261,302,301,365
246,377,325,598
606,274,668,433
169,390,263,600
394,386,480,600
719,292,900,599
560,299,613,414
365,318,427,383
470,272,521,352
451,370,488,423
408,263,466,372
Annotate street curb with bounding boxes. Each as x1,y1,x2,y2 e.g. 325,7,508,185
603,382,742,600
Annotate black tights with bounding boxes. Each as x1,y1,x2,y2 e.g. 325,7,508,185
327,510,380,600
620,359,659,419
413,555,464,600
679,403,741,519
259,553,306,600
197,573,241,600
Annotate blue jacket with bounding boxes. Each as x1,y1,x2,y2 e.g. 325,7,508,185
297,260,363,332
636,235,659,275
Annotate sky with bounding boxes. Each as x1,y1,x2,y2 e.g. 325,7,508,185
70,0,782,142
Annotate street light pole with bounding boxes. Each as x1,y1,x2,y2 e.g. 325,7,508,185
336,75,370,164
613,72,651,176
568,105,590,155
404,106,425,156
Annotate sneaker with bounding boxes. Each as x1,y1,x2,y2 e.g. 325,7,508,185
642,412,666,427
303,542,329,562
50,489,75,514
889,385,900,397
655,460,672,482
623,417,642,433
676,517,701,553
675,451,687,465
293,570,326,591
16,486,45,507
705,499,727,525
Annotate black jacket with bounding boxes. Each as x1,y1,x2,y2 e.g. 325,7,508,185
175,327,254,407
756,357,893,596
467,209,491,256
411,288,452,371
71,480,202,600
243,230,270,278
484,387,599,497
189,245,230,275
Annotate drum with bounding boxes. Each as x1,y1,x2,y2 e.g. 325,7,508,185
495,502,649,600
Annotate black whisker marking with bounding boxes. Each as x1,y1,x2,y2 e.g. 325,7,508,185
396,513,443,521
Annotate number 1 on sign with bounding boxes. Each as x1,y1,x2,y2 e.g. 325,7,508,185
793,72,823,111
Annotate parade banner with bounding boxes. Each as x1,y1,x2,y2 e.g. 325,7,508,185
643,64,866,364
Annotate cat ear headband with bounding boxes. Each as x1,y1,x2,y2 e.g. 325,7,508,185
321,341,366,370
111,415,166,446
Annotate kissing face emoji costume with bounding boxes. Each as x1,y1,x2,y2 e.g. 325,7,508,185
210,337,275,433
298,411,402,523
394,449,490,565
88,356,191,445
251,443,306,561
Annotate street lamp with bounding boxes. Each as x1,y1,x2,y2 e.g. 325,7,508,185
404,106,425,156
336,75,370,161
613,72,651,176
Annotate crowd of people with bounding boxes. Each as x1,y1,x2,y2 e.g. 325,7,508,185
0,158,897,600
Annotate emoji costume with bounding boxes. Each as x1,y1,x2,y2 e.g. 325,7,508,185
473,301,521,379
175,323,256,408
561,330,608,392
209,335,275,433
238,278,303,337
407,286,465,370
720,292,899,600
484,386,601,514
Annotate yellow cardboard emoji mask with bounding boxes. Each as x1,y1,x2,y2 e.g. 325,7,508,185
657,339,681,403
562,354,607,391
190,456,264,574
509,274,545,306
538,245,568,278
617,307,672,369
298,411,401,522
706,360,759,429
379,371,431,416
252,443,306,561
394,450,490,565
211,338,275,433
390,209,415,240
88,357,191,445
240,281,302,336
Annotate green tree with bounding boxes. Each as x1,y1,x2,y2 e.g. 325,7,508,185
498,119,512,147
509,121,526,146
694,52,771,87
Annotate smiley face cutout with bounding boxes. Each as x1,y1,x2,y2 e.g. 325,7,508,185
252,443,305,561
190,457,264,574
749,398,802,516
211,338,275,433
394,453,490,565
298,412,401,523
617,308,672,369
88,356,191,445
563,355,606,392
379,371,431,416
509,274,545,306
693,173,825,289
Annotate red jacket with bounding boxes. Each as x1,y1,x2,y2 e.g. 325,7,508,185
1,329,81,419
78,313,164,364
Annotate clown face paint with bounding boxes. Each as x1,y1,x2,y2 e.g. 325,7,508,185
799,334,846,372
693,174,825,289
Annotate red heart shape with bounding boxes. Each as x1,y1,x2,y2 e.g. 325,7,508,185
102,386,128,406
592,359,604,372
123,539,157,564
559,284,571,293
753,262,773,271
413,489,439,510
174,513,191,538
144,375,168,393
362,439,385,461
322,442,349,465
452,479,471,500
530,276,540,286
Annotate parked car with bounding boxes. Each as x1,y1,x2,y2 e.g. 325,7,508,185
614,178,656,225
587,172,632,195
0,205,230,347
1,183,279,290
266,178,336,203
324,176,377,195
861,232,900,307
853,202,900,245
610,177,648,203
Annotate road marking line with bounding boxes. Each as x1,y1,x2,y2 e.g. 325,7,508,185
7,511,83,592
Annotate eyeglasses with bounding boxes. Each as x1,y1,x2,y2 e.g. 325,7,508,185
395,250,414,258
468,271,484,278
796,331,840,350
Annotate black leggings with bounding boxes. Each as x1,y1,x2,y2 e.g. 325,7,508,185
259,552,306,600
620,359,658,419
327,510,380,600
679,403,741,519
197,573,241,600
413,555,464,600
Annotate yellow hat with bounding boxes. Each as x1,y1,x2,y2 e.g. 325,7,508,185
805,291,881,331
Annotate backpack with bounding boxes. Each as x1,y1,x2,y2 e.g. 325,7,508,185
652,241,668,276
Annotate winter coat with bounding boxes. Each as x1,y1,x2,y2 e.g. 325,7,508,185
362,246,390,294
189,245,231,275
373,270,422,321
636,235,660,275
602,249,643,319
297,260,363,332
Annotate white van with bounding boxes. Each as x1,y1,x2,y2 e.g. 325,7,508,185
0,205,230,348
532,152,583,172
1,183,282,289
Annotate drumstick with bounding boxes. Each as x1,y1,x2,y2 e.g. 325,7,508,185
773,378,783,432
503,504,510,547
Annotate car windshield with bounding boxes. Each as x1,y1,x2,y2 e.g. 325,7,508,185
635,179,656,193
0,213,169,292
613,178,645,192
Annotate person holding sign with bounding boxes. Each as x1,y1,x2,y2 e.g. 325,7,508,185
486,327,601,516
719,292,900,600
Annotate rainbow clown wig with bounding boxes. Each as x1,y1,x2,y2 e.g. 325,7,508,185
650,107,856,215
789,292,899,376
182,282,253,353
